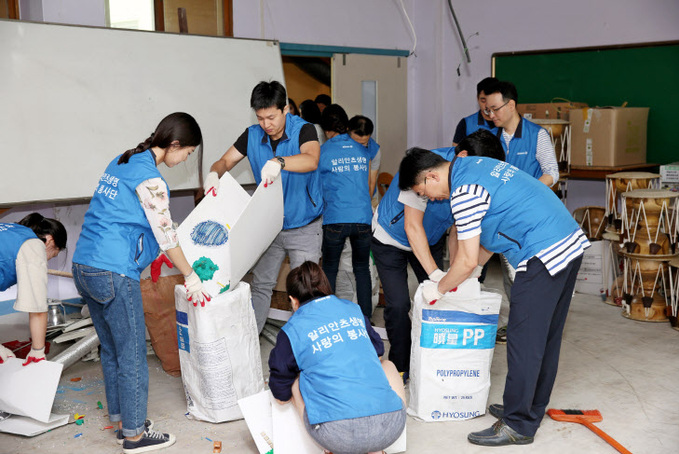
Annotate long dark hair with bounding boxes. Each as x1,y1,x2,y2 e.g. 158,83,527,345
118,112,202,165
320,104,349,134
17,213,67,250
286,261,332,306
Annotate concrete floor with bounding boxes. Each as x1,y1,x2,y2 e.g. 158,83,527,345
2,258,679,454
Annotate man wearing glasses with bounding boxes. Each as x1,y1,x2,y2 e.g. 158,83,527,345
483,80,561,343
483,80,559,187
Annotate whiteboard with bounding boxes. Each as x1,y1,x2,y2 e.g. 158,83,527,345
0,20,285,206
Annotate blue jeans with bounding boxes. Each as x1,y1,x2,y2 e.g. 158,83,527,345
322,223,373,318
72,263,148,437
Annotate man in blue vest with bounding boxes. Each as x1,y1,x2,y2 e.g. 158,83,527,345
484,80,559,187
452,77,499,146
483,80,562,343
371,130,505,381
205,81,323,333
398,149,589,446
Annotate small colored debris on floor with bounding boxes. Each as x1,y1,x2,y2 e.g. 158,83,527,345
74,433,83,438
97,401,103,409
204,436,212,442
70,377,82,382
74,413,85,425
102,426,114,430
213,440,222,453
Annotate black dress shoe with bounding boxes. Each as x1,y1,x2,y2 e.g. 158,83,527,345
488,403,504,419
468,420,534,446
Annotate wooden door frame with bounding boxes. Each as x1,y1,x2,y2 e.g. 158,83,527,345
154,0,233,36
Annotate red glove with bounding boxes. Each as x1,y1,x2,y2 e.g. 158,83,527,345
22,347,45,366
150,254,173,283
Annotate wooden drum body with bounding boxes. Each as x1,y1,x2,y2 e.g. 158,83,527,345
573,206,606,240
532,119,570,173
621,253,669,322
620,189,678,255
605,172,660,234
668,256,679,330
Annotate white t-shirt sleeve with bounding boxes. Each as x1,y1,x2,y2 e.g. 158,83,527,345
397,189,428,211
14,238,48,313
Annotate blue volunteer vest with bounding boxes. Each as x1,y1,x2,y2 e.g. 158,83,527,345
246,113,323,230
497,117,543,179
283,295,403,424
450,156,578,268
73,150,165,281
319,134,373,225
464,110,498,137
377,147,456,247
0,224,39,291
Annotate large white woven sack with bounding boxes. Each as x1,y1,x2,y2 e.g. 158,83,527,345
175,281,264,422
408,278,501,422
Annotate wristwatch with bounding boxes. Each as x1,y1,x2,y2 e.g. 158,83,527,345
276,156,286,169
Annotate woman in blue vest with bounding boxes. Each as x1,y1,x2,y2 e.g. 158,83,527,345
269,261,406,454
72,112,208,454
0,213,66,365
318,105,375,318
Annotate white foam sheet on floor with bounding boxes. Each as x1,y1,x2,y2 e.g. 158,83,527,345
176,172,283,297
0,358,63,423
0,413,69,437
239,389,406,454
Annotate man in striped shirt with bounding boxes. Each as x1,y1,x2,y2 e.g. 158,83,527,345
398,149,589,447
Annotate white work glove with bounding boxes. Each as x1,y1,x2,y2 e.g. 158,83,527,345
471,265,483,279
203,171,220,196
428,269,447,282
0,344,15,364
260,160,282,187
22,346,45,366
184,271,211,308
422,281,444,306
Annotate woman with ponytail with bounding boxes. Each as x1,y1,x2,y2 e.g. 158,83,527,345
268,261,406,454
72,112,207,453
0,213,66,366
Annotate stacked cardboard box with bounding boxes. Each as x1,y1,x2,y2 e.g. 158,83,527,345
570,107,649,167
517,101,588,121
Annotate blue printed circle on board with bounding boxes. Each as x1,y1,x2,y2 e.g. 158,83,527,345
190,220,229,247
431,410,442,420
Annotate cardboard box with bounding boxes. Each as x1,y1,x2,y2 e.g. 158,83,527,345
570,107,649,167
660,161,679,183
518,102,588,121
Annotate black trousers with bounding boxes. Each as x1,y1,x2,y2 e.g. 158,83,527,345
503,255,583,437
371,235,445,373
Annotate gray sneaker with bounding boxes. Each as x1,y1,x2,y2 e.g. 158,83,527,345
122,427,176,453
117,419,154,444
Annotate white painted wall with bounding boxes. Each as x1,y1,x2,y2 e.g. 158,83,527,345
19,0,106,26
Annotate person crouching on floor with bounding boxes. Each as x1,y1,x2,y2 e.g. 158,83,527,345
268,261,406,454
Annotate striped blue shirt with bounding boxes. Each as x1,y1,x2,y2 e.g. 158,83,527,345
451,183,589,276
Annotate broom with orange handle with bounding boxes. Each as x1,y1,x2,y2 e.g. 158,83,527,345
547,409,632,454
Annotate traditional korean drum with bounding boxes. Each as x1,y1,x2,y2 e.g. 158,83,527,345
532,119,570,173
620,252,669,322
602,232,624,306
620,189,678,250
668,256,679,331
605,172,660,234
573,206,606,240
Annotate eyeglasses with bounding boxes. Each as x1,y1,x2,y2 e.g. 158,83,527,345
483,100,510,116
